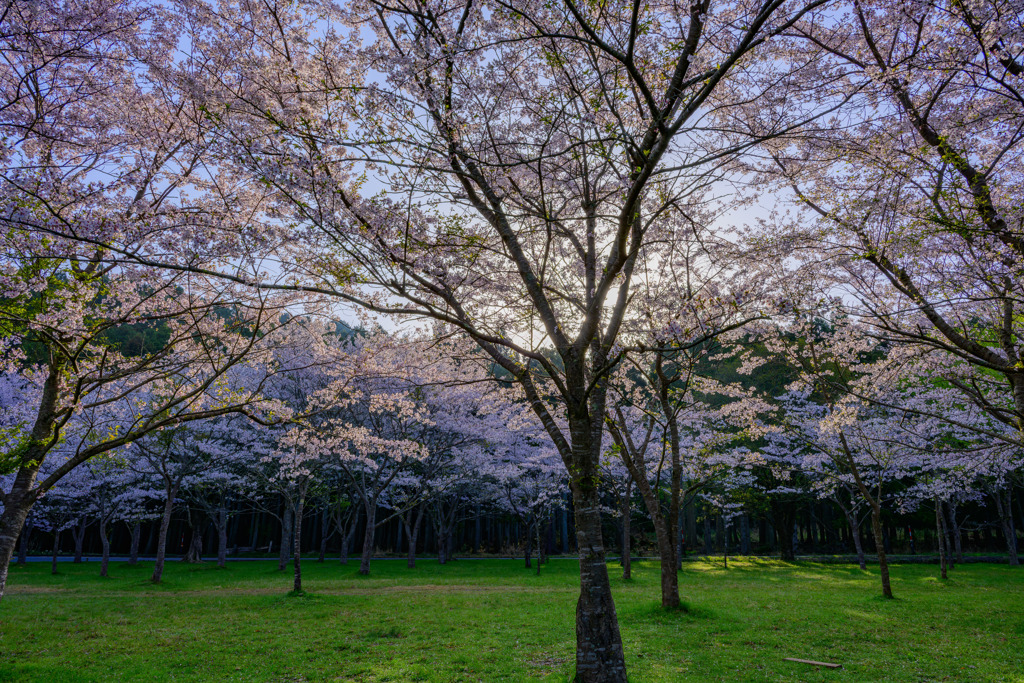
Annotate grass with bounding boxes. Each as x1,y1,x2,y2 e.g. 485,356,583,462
1,557,1022,682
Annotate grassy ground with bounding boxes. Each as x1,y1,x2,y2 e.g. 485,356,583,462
1,557,1021,682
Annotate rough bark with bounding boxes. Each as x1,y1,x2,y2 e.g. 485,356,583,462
571,484,627,683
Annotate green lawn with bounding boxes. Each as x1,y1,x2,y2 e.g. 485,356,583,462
1,557,1021,682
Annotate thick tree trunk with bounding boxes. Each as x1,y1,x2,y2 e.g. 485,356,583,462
358,504,376,575
571,484,627,683
152,482,180,583
128,522,141,565
278,506,293,571
0,367,63,600
293,497,304,593
99,521,111,577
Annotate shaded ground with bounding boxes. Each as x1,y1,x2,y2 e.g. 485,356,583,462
1,558,1021,682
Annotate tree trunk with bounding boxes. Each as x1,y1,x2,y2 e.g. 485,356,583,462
537,515,544,576
993,488,1019,566
152,481,180,583
278,505,293,571
72,517,87,563
17,523,30,566
358,504,376,575
128,522,141,565
723,519,729,569
870,502,893,598
293,497,304,593
846,510,867,570
522,520,531,569
50,529,59,574
621,491,631,580
318,507,329,563
935,499,948,580
99,520,111,577
216,506,228,568
947,502,963,563
405,507,423,569
571,481,627,683
0,369,63,600
183,521,203,563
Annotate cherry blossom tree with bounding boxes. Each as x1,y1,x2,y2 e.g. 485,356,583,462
121,1,848,676
760,0,1024,444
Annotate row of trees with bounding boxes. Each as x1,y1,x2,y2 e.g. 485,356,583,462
1,0,1022,680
